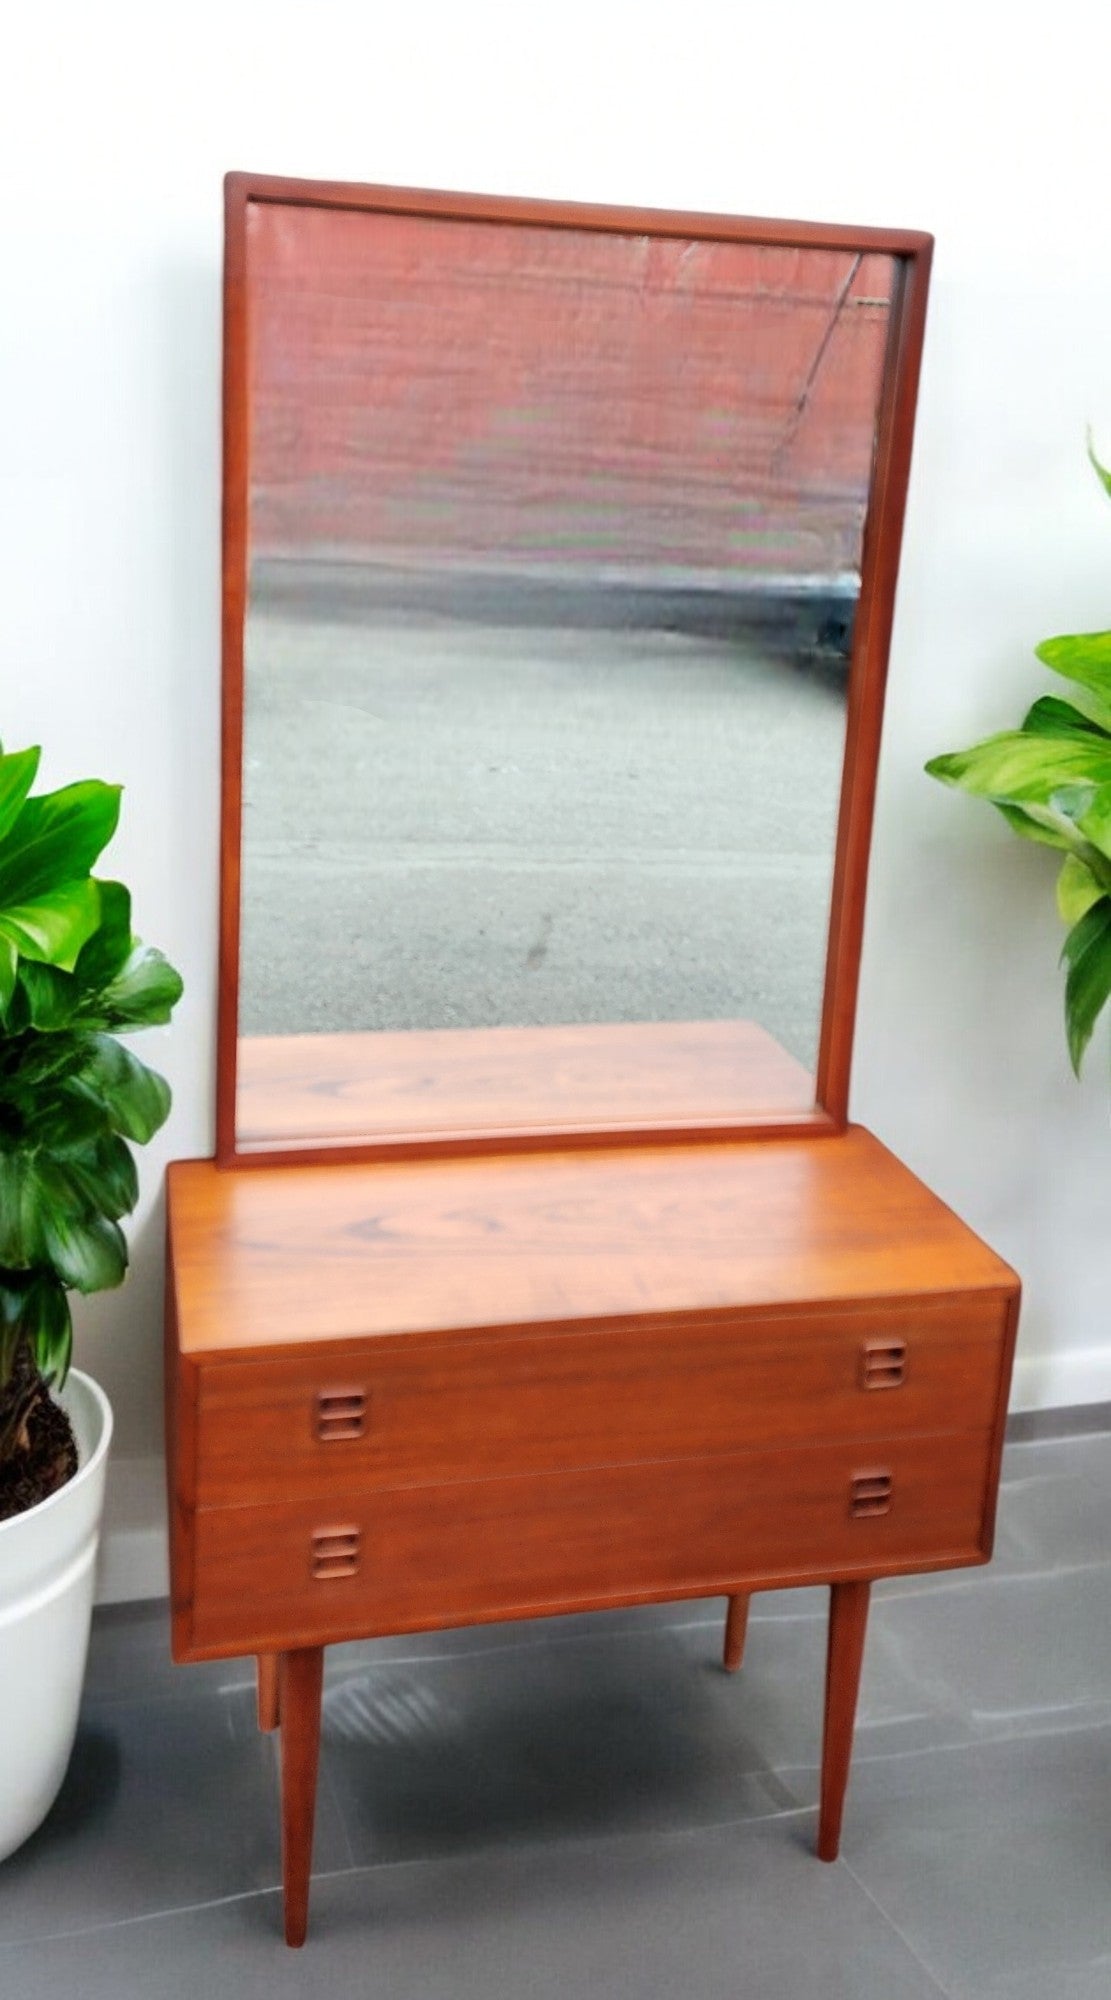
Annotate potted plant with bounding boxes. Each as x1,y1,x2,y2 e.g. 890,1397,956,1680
926,443,1111,1073
0,738,182,1859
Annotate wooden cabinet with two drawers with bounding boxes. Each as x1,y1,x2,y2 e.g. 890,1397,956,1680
166,1127,1018,1943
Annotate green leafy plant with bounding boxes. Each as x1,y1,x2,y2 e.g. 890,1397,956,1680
0,741,182,1497
926,444,1111,1078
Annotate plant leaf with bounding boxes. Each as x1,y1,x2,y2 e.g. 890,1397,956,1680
0,936,16,1014
993,801,1073,852
1034,632,1111,725
71,880,133,991
0,880,103,971
1067,782,1111,863
0,1029,85,1091
1057,854,1105,925
46,1133,139,1222
0,1152,45,1268
13,960,79,1031
1088,431,1111,500
0,745,41,846
1020,695,1110,742
24,1083,113,1152
94,943,183,1030
70,1035,172,1143
0,1271,73,1382
926,731,1111,805
0,780,121,908
39,1201,128,1293
1060,898,1111,1074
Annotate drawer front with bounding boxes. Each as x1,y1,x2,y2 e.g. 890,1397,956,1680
187,1430,992,1653
191,1297,1008,1506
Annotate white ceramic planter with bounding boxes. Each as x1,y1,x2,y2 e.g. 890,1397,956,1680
0,1370,113,1862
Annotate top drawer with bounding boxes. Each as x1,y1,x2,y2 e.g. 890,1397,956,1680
186,1294,1009,1507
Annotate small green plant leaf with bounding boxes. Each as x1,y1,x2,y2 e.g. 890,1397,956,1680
1020,695,1109,742
0,1153,45,1268
0,1272,74,1383
926,731,1111,804
45,1133,139,1222
1057,854,1105,925
992,801,1075,853
0,936,16,1013
0,745,41,846
1070,781,1111,861
71,880,133,990
12,961,81,1031
1061,898,1111,1074
1088,432,1111,499
0,880,103,972
70,1035,172,1144
29,1274,73,1380
0,780,121,909
1035,632,1111,724
39,1203,128,1294
95,943,184,1030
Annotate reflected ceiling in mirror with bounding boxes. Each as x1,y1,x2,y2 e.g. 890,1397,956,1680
218,178,931,1162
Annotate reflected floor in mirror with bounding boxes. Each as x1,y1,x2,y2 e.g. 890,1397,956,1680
4,1419,1111,1996
240,586,848,1067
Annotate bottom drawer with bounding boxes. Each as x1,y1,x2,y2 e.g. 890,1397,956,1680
185,1432,993,1654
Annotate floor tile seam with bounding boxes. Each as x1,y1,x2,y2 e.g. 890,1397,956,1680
839,1855,957,1998
874,1558,1111,1606
0,1803,822,1952
774,1703,1111,1783
0,1883,283,1953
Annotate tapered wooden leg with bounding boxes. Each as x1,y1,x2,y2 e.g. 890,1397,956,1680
257,1652,280,1732
279,1647,324,1947
818,1580,870,1861
722,1592,751,1673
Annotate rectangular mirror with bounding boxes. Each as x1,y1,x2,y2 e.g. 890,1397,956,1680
217,176,931,1163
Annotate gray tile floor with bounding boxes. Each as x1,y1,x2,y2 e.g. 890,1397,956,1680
2,1424,1110,1997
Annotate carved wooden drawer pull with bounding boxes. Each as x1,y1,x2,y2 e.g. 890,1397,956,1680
850,1471,893,1518
310,1526,361,1580
316,1388,367,1441
861,1339,907,1390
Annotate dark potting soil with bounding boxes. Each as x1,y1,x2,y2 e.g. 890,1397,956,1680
0,1372,79,1522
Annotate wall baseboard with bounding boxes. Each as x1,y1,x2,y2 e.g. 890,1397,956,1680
96,1455,168,1606
1009,1348,1111,1416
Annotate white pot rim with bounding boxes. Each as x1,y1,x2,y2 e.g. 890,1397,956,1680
0,1368,113,1541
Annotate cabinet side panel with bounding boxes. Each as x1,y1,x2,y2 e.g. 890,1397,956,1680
164,1217,199,1660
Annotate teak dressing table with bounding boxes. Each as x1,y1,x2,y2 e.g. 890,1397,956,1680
166,176,1019,1945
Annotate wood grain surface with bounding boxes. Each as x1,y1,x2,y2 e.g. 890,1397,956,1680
189,1295,1007,1507
235,1019,819,1152
168,1127,1017,1356
216,174,933,1166
184,1430,993,1654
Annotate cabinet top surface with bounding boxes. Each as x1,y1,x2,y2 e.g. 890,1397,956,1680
166,1128,1018,1357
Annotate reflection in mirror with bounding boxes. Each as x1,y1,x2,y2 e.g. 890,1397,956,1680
229,190,905,1154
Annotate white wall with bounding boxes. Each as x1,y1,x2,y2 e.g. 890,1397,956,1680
3,2,1109,1591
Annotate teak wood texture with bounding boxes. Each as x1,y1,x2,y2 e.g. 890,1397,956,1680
166,1124,1018,1941
216,171,933,1166
235,1019,825,1160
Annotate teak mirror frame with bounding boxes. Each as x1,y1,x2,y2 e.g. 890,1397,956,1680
215,173,932,1168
